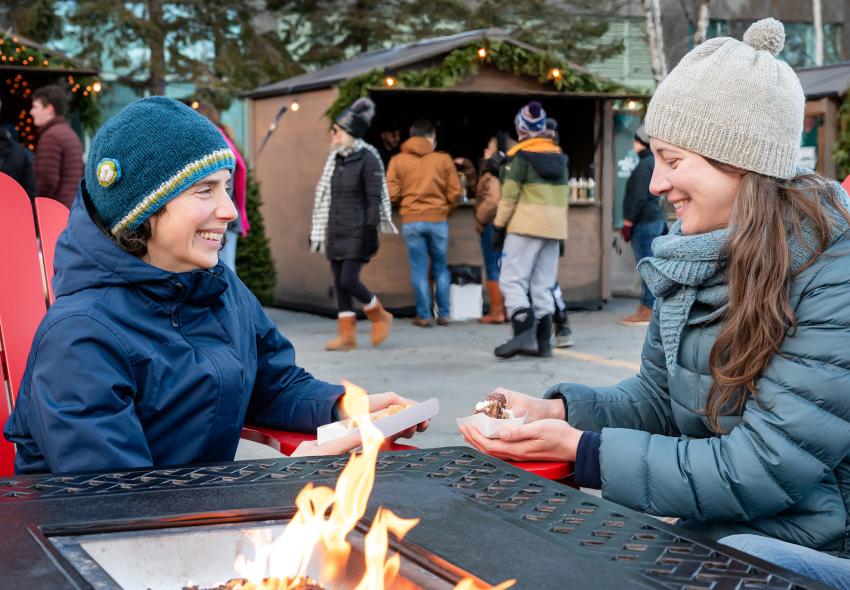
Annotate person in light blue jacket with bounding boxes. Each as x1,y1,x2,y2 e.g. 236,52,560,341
4,97,424,475
459,18,850,586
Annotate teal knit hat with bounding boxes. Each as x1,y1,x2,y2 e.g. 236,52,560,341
86,96,236,235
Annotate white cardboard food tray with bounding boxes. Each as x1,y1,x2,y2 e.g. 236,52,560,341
456,411,527,439
316,397,439,445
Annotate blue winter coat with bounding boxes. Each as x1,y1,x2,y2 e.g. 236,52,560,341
548,232,850,556
4,190,343,474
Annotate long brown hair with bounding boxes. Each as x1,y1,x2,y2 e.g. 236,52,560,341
706,167,850,432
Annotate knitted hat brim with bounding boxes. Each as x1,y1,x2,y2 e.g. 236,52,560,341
111,148,235,234
645,104,798,180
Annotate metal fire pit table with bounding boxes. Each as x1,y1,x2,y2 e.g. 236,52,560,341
0,447,831,589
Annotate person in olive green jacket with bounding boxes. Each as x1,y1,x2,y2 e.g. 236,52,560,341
492,101,569,359
460,18,850,585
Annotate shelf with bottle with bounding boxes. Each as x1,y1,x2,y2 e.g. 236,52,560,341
568,175,598,206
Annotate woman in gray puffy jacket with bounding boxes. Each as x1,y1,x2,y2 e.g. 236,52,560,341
459,18,850,586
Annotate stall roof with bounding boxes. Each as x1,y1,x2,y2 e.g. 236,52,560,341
797,61,850,100
1,32,98,76
243,29,606,100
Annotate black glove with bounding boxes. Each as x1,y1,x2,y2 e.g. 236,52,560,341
492,227,507,251
362,226,379,257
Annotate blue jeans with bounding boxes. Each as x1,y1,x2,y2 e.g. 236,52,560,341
631,220,666,308
479,223,501,281
719,534,850,589
402,221,451,319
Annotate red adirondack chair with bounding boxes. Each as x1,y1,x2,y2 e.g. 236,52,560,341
0,173,569,481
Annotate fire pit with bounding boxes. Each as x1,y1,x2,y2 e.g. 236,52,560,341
0,447,830,590
49,516,460,589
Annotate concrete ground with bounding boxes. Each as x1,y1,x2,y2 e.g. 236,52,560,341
237,298,647,459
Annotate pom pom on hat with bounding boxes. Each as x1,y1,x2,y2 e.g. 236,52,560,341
515,100,547,138
349,97,375,124
335,97,376,138
743,17,785,56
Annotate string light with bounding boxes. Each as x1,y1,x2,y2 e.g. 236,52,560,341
549,67,561,79
384,75,396,88
190,100,200,109
477,47,487,59
92,81,102,93
290,97,300,112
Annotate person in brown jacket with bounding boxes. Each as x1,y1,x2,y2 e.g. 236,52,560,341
474,133,516,324
30,85,83,208
387,119,461,326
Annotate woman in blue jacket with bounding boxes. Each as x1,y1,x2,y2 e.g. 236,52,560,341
4,97,422,475
459,19,850,586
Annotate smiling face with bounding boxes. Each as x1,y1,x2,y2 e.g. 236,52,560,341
142,169,236,272
649,138,744,235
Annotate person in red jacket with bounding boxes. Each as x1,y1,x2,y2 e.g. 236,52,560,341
30,85,84,208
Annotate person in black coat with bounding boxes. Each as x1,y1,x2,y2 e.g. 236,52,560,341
311,97,394,351
619,125,667,326
0,118,37,199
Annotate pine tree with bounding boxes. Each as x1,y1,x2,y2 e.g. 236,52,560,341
236,171,277,306
271,0,623,69
68,0,301,107
834,93,850,181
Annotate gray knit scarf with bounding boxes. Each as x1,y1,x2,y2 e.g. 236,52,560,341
638,175,850,374
310,139,397,253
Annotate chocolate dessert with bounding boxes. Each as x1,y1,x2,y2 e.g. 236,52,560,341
473,392,511,419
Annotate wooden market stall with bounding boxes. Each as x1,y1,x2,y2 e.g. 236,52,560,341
243,29,638,315
796,61,850,179
0,32,100,148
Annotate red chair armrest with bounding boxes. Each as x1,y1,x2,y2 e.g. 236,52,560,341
506,460,574,482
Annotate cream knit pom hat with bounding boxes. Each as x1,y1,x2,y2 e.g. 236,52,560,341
644,18,804,180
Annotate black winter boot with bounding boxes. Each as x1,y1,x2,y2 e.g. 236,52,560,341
553,314,574,348
494,308,539,359
536,314,553,358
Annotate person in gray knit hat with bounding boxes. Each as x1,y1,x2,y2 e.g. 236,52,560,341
460,18,850,587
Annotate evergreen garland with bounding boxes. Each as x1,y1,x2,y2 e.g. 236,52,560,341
834,92,850,181
328,41,628,120
236,170,277,306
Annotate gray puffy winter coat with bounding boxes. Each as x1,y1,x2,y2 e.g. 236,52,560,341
548,233,850,556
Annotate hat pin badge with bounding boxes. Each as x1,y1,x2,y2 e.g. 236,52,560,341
96,158,121,188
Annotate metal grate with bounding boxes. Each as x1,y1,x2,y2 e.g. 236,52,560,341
0,449,811,589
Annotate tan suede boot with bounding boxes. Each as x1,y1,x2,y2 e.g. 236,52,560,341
619,304,652,327
326,315,357,351
479,280,507,324
364,298,393,347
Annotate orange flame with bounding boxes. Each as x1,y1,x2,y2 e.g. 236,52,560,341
232,381,513,589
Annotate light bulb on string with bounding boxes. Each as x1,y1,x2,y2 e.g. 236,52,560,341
290,97,299,112
477,47,487,59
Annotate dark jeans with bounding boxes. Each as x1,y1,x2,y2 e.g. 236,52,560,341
479,223,502,282
330,259,373,312
631,220,667,308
